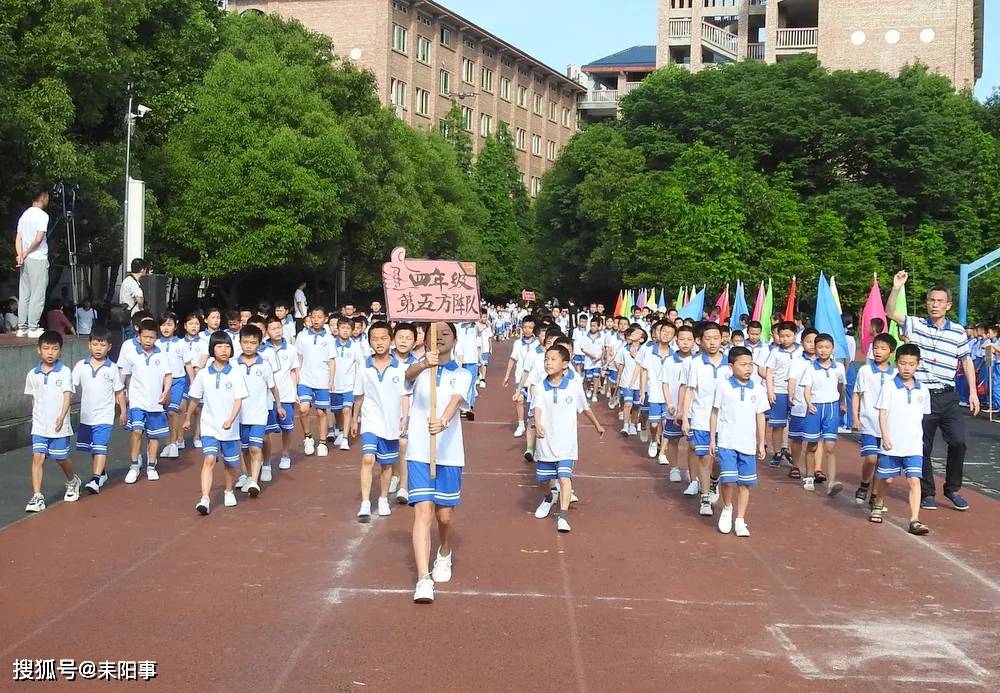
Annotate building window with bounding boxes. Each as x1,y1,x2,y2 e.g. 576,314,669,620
530,177,541,198
549,101,557,122
481,67,494,93
519,172,526,187
480,114,492,137
392,1,409,13
547,140,556,161
390,78,407,109
463,38,477,50
461,105,473,131
483,47,495,59
462,58,475,84
417,13,431,27
516,128,526,151
516,86,527,108
416,36,431,64
440,25,453,47
416,88,430,116
392,24,408,54
502,57,513,68
562,107,570,127
531,134,541,156
499,77,511,101
533,93,543,115
439,69,451,96
439,119,450,136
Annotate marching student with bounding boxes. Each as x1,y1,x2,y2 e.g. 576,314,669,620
235,324,282,496
23,331,80,512
679,322,730,516
296,306,336,457
456,320,481,418
224,310,242,353
273,300,297,344
181,312,209,449
579,316,605,401
477,318,491,388
330,317,363,451
503,314,537,437
801,334,847,495
72,327,127,494
263,313,299,475
872,343,930,534
157,313,187,459
515,323,550,462
851,333,897,506
201,307,222,339
405,321,473,604
710,346,768,537
571,315,589,375
786,328,817,483
118,318,173,484
351,321,411,522
615,325,648,437
186,331,248,515
389,322,418,503
763,321,801,467
642,321,675,459
663,324,694,481
531,344,606,533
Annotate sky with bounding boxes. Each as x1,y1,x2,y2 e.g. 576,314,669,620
441,0,998,101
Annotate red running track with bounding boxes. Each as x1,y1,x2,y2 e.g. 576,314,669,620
1,340,999,692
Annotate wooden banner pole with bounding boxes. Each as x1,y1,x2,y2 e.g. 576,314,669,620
429,321,438,479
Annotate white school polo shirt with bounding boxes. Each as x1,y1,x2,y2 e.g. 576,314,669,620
72,358,124,426
520,343,546,383
263,339,299,403
282,316,297,344
854,361,897,436
683,353,731,430
189,363,248,442
25,361,73,437
787,355,815,417
225,329,241,355
156,336,187,379
236,355,275,426
455,323,481,365
763,344,802,394
479,326,491,355
182,334,209,372
615,345,644,390
356,356,410,441
332,337,363,394
713,377,769,455
531,373,589,462
807,360,845,404
511,336,537,374
406,361,472,467
641,344,673,404
579,332,604,368
118,343,171,412
296,328,336,390
661,352,690,410
876,376,930,457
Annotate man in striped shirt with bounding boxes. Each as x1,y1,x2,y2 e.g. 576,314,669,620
886,271,979,511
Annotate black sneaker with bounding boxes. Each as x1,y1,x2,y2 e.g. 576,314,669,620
780,448,793,464
466,409,475,421
854,485,869,505
769,453,782,468
523,449,534,463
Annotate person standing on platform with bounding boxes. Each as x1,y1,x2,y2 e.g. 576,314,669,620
13,188,50,338
293,281,308,331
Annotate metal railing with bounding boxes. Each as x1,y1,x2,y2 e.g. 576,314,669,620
747,43,765,60
776,27,818,49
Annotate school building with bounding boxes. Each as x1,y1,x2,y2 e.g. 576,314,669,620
579,0,983,121
226,0,584,197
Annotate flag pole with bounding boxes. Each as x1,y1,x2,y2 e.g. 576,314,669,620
429,321,438,479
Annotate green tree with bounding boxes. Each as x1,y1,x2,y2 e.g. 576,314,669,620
439,101,472,173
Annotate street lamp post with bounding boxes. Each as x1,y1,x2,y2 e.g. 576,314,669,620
122,82,150,284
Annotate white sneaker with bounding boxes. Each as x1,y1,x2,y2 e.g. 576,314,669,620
557,515,571,533
278,455,292,470
303,436,315,455
98,472,108,487
246,480,261,497
25,493,45,512
176,439,186,450
683,479,700,496
618,411,624,421
235,474,249,490
718,505,734,534
534,496,554,519
658,452,669,465
396,488,409,504
146,465,159,481
338,437,349,451
377,497,392,516
431,549,453,583
64,475,82,502
193,438,203,448
260,465,272,483
196,497,210,515
803,477,815,491
590,392,598,402
27,327,44,339
357,500,372,522
639,428,649,443
647,441,658,458
413,577,434,603
734,518,751,537
708,486,720,505
620,426,630,437
160,443,178,459
669,467,682,483
570,492,579,504
85,478,101,494
388,475,400,494
513,422,525,438
699,495,713,516
316,443,329,457
15,328,28,338
224,490,238,507
124,465,141,484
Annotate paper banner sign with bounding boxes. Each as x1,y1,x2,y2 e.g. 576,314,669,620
382,247,481,321
521,290,535,302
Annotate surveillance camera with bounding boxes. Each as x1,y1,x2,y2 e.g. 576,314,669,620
136,104,152,117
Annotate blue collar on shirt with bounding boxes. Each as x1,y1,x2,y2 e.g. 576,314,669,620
306,327,325,336
185,334,202,343
869,361,892,375
335,337,353,349
543,373,572,401
86,358,113,377
435,359,459,386
535,344,544,354
520,336,535,346
728,375,755,389
240,355,264,370
34,360,64,374
893,375,921,390
158,336,179,344
208,362,232,375
367,355,400,381
268,339,287,351
813,359,836,375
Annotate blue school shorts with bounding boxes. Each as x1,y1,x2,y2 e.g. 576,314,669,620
876,454,922,479
201,437,241,467
126,408,169,439
361,433,400,466
572,354,585,366
76,423,112,456
536,459,574,482
802,402,839,442
689,429,713,457
32,435,71,460
621,388,641,405
266,403,296,433
296,385,330,410
407,461,463,507
788,415,805,441
859,433,881,457
481,354,491,366
639,395,650,414
663,419,684,440
167,378,187,413
717,448,758,486
647,402,667,424
584,368,600,381
240,423,266,450
607,370,619,384
768,393,789,428
329,390,355,413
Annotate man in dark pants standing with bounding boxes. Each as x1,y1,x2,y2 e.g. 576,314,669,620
886,271,980,511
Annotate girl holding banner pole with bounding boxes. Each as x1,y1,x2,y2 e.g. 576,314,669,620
404,321,473,604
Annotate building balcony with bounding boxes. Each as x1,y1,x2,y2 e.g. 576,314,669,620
775,27,818,51
668,17,692,42
577,81,644,110
747,43,765,61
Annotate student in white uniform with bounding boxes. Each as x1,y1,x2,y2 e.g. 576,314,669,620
786,329,817,484
185,331,248,515
330,317,363,451
72,327,126,495
404,322,472,604
180,312,209,449
156,313,188,460
296,306,336,457
118,318,173,484
263,314,299,474
234,324,282,497
661,325,694,480
503,315,537,437
851,333,896,507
